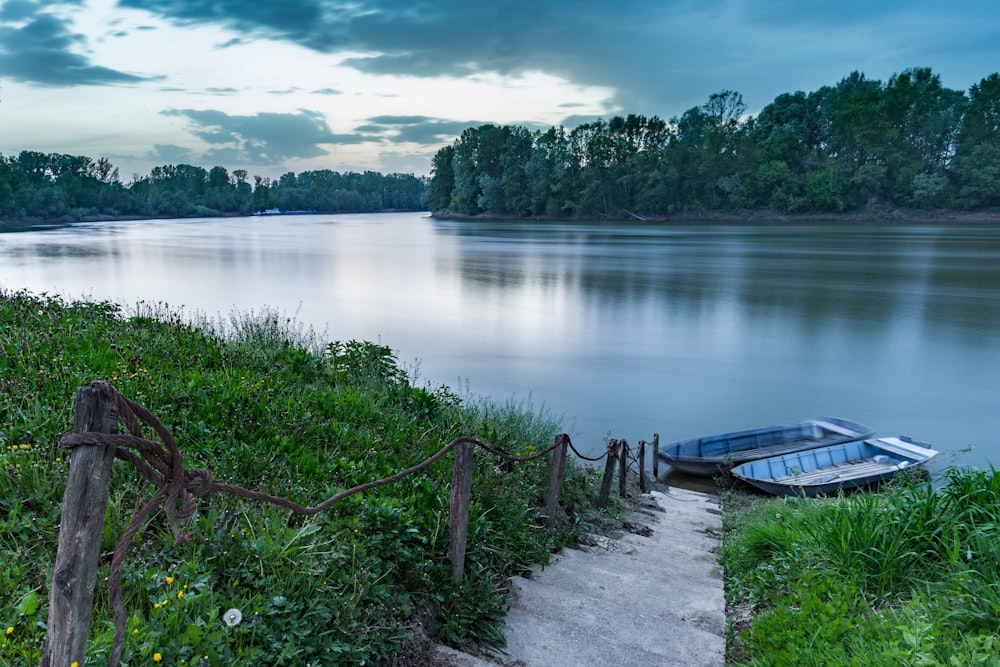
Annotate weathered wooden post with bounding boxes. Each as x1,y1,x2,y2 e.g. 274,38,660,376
597,440,619,508
40,387,119,667
652,433,660,479
448,439,475,583
545,434,569,529
618,439,629,497
638,439,648,493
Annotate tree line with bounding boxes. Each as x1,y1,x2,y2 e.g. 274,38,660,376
0,155,427,222
426,68,1000,217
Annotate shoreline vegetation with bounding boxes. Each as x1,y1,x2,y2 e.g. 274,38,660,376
3,68,1000,229
2,289,999,664
0,289,624,664
431,207,1000,224
425,69,1000,221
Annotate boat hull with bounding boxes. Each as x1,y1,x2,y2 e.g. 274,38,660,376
657,417,873,477
731,436,939,497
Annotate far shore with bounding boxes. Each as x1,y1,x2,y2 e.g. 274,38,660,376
432,207,1000,224
3,207,1000,231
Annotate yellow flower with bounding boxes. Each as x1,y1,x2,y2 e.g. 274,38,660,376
71,663,79,667
177,590,184,599
5,626,13,635
165,576,174,584
153,653,163,662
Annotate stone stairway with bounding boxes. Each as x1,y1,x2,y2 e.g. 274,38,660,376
438,487,726,667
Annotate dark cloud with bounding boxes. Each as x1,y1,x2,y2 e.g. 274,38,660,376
119,0,1000,117
161,108,374,164
355,115,478,144
145,143,195,165
0,2,154,86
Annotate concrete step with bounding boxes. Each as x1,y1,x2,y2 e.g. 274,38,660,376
492,488,726,666
502,606,710,667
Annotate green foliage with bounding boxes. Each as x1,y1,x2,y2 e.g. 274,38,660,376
721,472,1000,667
0,288,592,664
0,156,425,222
427,66,1000,218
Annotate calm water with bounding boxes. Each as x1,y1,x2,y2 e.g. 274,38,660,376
2,213,998,471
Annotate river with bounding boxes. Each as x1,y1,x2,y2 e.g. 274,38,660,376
2,213,998,472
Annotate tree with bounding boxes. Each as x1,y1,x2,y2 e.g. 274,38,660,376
952,73,1000,207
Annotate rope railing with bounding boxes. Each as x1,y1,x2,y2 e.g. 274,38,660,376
40,382,581,667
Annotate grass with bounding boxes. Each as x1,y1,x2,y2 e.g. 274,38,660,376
720,470,1000,666
0,288,611,665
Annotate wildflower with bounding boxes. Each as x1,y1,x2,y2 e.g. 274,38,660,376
153,653,162,662
165,576,174,585
223,608,243,627
6,626,13,635
71,663,78,667
177,590,184,600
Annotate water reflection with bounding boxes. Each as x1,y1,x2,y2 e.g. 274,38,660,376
437,221,1000,341
2,215,998,469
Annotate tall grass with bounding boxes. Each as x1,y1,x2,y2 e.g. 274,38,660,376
0,288,599,665
721,470,1000,666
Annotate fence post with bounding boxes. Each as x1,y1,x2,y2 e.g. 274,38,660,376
618,439,629,497
40,387,119,667
652,433,660,479
545,434,569,529
597,440,619,508
638,439,648,493
448,440,475,583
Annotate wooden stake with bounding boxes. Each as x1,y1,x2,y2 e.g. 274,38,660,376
41,387,118,667
618,439,629,497
448,440,475,583
639,439,648,493
597,440,619,508
652,433,660,480
545,435,568,529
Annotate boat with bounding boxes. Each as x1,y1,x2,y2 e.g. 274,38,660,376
731,435,940,497
657,417,873,477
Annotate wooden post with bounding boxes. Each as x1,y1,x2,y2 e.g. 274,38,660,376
448,440,475,583
618,439,629,497
652,433,660,480
638,440,648,493
597,440,619,508
41,387,119,667
545,435,568,529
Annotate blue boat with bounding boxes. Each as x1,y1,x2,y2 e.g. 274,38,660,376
731,436,940,497
657,417,873,477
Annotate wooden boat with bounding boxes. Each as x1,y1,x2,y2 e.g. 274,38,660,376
731,436,940,497
657,417,873,477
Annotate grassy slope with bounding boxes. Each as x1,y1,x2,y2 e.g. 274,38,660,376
720,475,1000,666
0,289,605,665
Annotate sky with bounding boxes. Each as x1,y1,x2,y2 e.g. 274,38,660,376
0,0,997,181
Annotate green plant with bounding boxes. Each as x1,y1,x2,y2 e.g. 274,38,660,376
0,288,585,664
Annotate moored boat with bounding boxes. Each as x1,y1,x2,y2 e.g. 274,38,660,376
657,417,873,477
730,435,940,497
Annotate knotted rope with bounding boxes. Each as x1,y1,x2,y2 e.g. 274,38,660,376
59,381,572,666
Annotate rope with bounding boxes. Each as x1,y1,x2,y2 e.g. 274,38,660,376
58,382,585,666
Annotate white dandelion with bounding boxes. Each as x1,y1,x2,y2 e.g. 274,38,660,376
223,608,243,627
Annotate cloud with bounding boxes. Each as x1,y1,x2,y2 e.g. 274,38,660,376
0,2,153,86
161,108,375,164
355,115,475,144
119,0,1000,118
145,143,195,165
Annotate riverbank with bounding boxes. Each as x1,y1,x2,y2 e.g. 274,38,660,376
720,474,1000,665
0,290,614,664
431,207,1000,224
